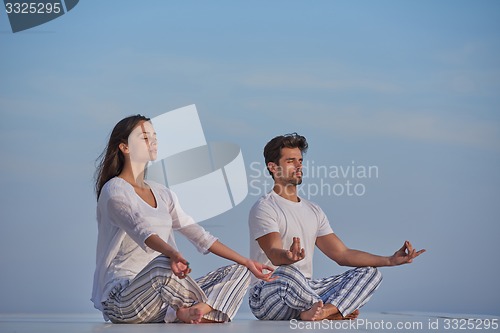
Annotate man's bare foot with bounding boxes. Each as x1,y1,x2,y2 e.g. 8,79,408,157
326,309,360,320
300,301,324,321
176,306,203,324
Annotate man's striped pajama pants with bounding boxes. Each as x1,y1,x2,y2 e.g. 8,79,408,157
249,264,382,320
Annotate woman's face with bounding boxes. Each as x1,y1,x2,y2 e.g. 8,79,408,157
126,120,157,163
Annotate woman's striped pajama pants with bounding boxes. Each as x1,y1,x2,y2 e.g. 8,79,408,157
103,255,250,323
249,265,382,320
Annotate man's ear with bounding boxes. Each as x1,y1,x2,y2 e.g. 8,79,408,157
119,143,129,154
267,162,278,175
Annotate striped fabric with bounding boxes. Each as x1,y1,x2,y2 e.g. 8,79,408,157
195,264,250,322
249,265,382,320
103,255,250,323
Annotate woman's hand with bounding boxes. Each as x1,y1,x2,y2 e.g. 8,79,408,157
144,235,192,278
170,251,191,279
245,259,277,282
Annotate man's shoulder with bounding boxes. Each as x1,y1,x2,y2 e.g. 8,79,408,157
249,192,280,219
251,191,278,209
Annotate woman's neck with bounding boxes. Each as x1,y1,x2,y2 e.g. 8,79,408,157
119,163,147,188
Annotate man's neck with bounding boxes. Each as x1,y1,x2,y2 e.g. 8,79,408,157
273,184,300,202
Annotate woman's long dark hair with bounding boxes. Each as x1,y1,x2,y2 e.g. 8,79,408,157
94,115,150,199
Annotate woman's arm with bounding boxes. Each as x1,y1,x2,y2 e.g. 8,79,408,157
208,240,276,282
145,234,191,278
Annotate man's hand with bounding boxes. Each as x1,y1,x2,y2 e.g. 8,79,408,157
285,237,305,263
170,251,192,279
389,240,426,266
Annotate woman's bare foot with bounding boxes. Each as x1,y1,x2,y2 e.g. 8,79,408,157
176,306,203,324
300,300,324,321
345,309,360,320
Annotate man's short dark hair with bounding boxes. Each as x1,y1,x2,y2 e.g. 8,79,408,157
263,133,308,177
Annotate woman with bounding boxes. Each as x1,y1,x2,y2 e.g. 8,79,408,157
91,115,275,324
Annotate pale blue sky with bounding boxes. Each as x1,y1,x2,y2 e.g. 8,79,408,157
0,1,499,316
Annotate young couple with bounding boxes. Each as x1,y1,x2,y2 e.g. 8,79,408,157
91,115,425,324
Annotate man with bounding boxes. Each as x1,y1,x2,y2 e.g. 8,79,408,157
248,133,425,321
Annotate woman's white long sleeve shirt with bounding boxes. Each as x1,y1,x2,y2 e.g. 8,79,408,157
91,177,217,313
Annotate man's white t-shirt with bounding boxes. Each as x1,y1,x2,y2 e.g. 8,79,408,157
248,190,334,284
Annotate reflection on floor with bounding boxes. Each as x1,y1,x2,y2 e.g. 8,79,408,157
1,312,499,333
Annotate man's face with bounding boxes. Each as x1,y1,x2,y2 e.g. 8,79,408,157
270,147,303,186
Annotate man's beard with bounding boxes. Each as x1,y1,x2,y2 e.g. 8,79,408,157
285,175,303,186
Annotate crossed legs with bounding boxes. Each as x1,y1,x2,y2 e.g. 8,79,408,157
249,265,382,321
103,256,250,324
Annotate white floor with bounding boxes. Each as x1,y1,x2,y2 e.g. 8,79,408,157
1,312,499,333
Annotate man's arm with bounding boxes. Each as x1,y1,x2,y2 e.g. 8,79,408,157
257,232,305,266
316,233,425,267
